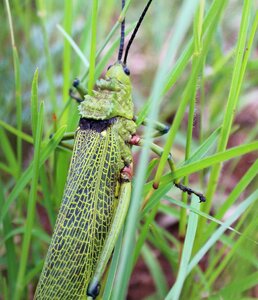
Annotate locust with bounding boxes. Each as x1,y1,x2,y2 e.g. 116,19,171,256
34,1,205,299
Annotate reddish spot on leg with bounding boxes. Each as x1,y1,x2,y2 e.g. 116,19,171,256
153,182,159,189
121,164,133,181
129,134,141,146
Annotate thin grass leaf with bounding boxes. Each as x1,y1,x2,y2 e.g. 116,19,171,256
187,190,258,275
0,125,66,222
0,120,33,144
39,166,55,229
165,196,200,300
14,101,44,300
209,271,258,300
31,69,39,140
207,214,258,287
142,244,168,299
160,141,258,185
205,159,258,239
0,128,18,178
0,180,17,297
181,127,221,166
57,24,89,69
88,0,98,95
102,229,124,300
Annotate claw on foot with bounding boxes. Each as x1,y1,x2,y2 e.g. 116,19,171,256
175,182,206,203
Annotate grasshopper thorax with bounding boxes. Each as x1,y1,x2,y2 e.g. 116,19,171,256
105,62,131,86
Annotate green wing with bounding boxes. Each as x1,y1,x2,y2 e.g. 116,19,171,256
35,121,124,299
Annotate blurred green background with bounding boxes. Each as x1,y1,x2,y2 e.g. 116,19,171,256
1,1,258,299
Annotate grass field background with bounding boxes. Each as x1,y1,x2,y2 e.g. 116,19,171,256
0,0,258,299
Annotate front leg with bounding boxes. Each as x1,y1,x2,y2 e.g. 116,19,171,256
69,78,88,103
134,115,170,138
130,135,206,203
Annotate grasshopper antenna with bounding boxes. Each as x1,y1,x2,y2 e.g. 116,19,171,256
118,0,125,61
123,0,153,65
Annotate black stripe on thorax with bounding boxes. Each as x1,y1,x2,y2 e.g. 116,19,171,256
79,117,117,133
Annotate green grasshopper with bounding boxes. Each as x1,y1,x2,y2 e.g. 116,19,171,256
35,1,205,299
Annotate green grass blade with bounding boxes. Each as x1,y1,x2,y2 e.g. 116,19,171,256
31,69,39,140
102,229,124,300
5,0,22,176
205,159,258,239
182,127,221,166
39,166,55,229
0,128,18,178
165,196,200,300
0,120,33,144
142,244,168,299
187,190,258,275
88,0,98,95
62,0,73,109
0,125,66,222
0,180,17,298
160,141,258,184
204,0,253,214
57,24,89,69
14,101,44,300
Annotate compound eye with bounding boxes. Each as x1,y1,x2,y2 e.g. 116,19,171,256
107,65,112,70
123,66,130,76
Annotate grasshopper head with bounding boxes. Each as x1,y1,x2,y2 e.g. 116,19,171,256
105,63,131,86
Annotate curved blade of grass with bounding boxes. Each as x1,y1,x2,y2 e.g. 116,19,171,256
164,197,241,236
204,158,258,239
57,24,89,69
23,260,44,288
180,126,221,166
0,163,13,175
160,141,258,185
0,125,66,222
207,211,258,287
3,226,51,245
142,244,168,298
187,189,258,275
165,196,200,300
0,120,33,144
209,271,258,300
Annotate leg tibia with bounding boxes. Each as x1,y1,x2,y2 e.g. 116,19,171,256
131,136,206,203
135,116,169,137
